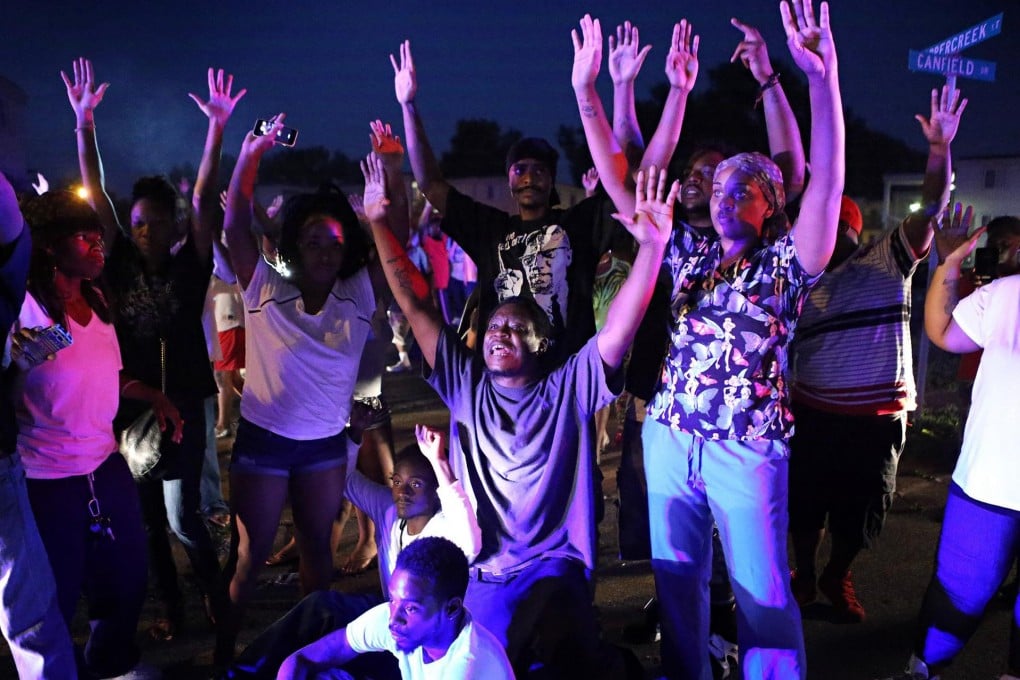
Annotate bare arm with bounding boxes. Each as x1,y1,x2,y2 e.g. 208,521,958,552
572,15,637,217
924,204,983,353
597,168,678,368
640,20,699,172
782,1,844,277
223,115,286,289
61,58,121,250
189,68,247,264
0,171,22,245
277,628,358,680
362,153,443,368
731,17,806,202
392,41,450,214
608,21,652,167
903,85,968,257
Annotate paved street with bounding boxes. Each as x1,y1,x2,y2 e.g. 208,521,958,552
0,365,1013,679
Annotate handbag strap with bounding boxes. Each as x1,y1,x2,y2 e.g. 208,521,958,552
159,338,166,395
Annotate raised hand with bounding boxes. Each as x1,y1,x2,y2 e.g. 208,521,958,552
369,119,404,167
915,85,968,148
60,57,109,121
360,152,390,223
31,172,49,196
612,166,679,247
665,20,700,92
934,202,981,265
780,0,836,79
730,17,774,83
608,21,651,85
582,167,600,196
414,424,447,465
240,113,286,158
391,40,417,105
571,14,603,90
189,68,247,127
348,193,367,222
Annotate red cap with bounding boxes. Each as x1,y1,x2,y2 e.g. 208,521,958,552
839,195,863,235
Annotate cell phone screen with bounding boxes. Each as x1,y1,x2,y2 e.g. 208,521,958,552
253,119,298,147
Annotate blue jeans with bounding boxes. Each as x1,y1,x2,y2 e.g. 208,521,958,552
227,590,396,679
138,399,222,615
643,420,806,680
26,452,148,677
202,396,229,516
0,453,76,679
916,483,1020,672
465,557,607,677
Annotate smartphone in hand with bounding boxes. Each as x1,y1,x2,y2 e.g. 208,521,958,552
253,119,298,147
34,324,73,356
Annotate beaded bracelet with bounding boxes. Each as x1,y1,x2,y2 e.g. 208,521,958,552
755,72,781,108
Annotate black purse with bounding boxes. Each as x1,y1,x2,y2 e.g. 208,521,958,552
121,338,172,478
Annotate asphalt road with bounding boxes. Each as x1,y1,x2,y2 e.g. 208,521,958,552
0,365,1013,679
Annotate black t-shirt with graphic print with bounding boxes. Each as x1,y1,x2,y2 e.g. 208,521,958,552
441,188,614,365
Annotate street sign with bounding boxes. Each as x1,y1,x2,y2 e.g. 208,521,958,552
907,12,1003,82
923,13,1003,55
908,51,997,82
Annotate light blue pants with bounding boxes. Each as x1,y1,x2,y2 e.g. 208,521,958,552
0,453,76,679
643,420,806,680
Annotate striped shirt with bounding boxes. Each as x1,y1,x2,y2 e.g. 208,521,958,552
791,225,923,414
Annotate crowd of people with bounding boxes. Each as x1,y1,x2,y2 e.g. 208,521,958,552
0,2,1017,679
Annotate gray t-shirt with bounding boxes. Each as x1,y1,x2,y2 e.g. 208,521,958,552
426,327,621,574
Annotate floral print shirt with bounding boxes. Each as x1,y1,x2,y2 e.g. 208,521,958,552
647,225,819,442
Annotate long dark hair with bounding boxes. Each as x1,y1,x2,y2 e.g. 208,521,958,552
277,184,369,282
20,191,112,328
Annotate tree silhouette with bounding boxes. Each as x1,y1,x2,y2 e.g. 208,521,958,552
440,119,522,178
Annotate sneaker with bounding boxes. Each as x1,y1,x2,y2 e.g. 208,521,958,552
386,359,412,373
875,654,939,680
819,569,866,622
789,569,818,607
708,633,738,680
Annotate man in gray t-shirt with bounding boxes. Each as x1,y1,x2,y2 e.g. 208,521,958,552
363,149,678,677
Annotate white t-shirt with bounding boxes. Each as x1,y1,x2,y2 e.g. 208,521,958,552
951,273,1020,510
346,603,514,680
14,292,121,479
240,257,374,440
347,466,483,595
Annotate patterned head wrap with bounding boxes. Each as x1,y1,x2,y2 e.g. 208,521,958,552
714,152,786,214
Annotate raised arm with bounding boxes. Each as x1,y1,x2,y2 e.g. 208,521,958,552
572,15,636,217
362,153,443,367
277,627,358,680
731,17,806,202
639,20,699,172
61,58,120,249
597,167,678,368
924,203,983,353
223,114,286,289
782,0,844,276
368,120,411,300
392,40,450,214
414,423,483,562
189,68,247,263
608,21,652,167
903,85,967,257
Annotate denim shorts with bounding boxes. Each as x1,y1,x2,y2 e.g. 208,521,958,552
230,418,348,477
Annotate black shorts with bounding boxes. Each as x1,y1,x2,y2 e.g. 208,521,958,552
787,403,907,548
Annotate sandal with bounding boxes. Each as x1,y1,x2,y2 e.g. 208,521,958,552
340,552,379,577
148,616,178,641
265,545,299,567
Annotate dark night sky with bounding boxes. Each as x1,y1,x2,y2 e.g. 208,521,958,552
2,1,1016,193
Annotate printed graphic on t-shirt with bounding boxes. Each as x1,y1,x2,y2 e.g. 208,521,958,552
494,223,572,330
